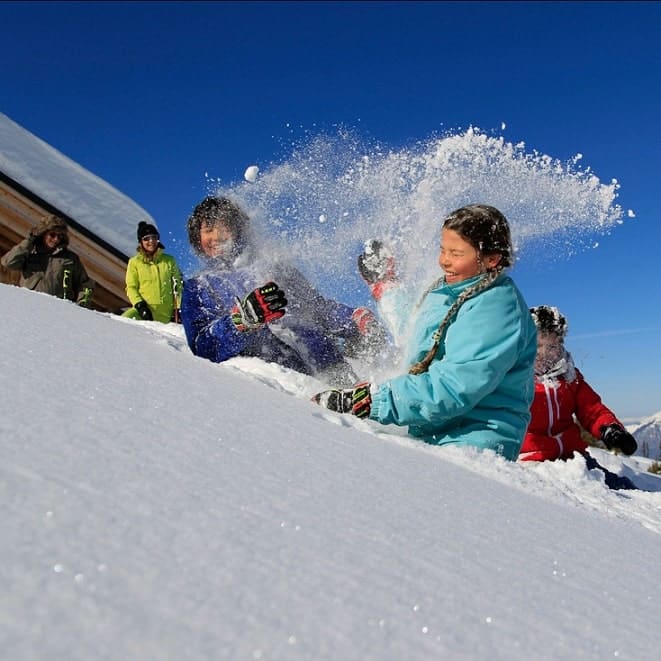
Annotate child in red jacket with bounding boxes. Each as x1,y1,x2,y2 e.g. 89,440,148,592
519,305,637,490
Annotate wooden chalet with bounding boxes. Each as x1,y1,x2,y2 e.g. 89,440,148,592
0,112,157,314
0,170,131,313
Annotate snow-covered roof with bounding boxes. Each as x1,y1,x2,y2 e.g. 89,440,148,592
0,112,155,257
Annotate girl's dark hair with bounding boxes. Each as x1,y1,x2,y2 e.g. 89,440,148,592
409,204,512,375
443,204,513,268
186,196,250,256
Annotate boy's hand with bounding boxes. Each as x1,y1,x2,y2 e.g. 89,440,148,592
344,308,388,360
312,382,371,418
600,424,638,456
232,282,287,331
358,240,397,301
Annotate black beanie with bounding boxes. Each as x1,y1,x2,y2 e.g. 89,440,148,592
137,221,160,242
530,305,568,337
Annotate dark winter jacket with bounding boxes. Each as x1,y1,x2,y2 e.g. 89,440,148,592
518,355,621,461
1,236,94,306
181,251,365,377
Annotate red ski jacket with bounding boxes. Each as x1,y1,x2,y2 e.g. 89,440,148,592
519,368,622,462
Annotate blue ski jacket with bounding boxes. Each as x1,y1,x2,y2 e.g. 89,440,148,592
181,251,363,375
369,273,537,460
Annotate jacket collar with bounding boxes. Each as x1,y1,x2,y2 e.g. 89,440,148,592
437,271,503,296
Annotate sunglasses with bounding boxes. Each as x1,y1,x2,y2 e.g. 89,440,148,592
141,235,159,242
46,231,65,240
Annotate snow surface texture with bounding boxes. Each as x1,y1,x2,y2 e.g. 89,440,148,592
630,413,661,460
2,283,660,660
0,112,155,258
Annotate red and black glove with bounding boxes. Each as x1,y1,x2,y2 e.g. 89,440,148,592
357,240,397,301
344,307,388,360
311,381,372,418
231,282,287,332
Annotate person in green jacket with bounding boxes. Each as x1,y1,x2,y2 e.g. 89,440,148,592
1,214,94,307
122,221,183,323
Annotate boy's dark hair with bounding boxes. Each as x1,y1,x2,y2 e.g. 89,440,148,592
530,305,568,338
443,204,513,268
186,196,250,255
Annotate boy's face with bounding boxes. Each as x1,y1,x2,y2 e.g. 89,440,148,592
535,331,564,374
43,230,65,251
200,220,234,258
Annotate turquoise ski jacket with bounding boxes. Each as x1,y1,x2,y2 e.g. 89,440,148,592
369,273,537,460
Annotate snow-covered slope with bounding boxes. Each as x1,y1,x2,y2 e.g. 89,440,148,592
2,283,660,660
0,112,155,257
630,412,661,460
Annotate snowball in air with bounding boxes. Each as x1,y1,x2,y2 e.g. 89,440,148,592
244,166,259,183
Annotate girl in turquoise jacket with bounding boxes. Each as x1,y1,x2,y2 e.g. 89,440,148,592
123,222,183,323
313,204,537,461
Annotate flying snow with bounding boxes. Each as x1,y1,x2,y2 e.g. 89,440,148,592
244,165,259,183
210,126,631,308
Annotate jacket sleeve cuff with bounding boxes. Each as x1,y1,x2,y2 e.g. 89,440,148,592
369,382,392,423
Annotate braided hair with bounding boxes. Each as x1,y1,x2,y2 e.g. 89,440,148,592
408,204,513,375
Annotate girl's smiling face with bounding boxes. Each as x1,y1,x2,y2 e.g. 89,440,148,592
438,228,501,284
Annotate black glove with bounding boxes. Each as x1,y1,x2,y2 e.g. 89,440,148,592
357,240,397,301
600,424,637,456
134,300,153,321
312,382,372,418
231,282,287,332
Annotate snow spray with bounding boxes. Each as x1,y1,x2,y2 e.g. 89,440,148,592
210,126,626,309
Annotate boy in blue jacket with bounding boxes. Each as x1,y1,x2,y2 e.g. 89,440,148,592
313,204,537,460
181,196,386,386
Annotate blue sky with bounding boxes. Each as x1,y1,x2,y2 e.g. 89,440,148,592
2,1,660,418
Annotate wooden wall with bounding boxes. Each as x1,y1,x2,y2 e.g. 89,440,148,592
0,174,130,313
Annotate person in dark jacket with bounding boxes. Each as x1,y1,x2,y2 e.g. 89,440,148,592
180,196,386,386
519,305,638,489
1,214,94,306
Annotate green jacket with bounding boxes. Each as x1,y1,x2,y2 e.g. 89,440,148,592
123,249,183,323
1,237,94,306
